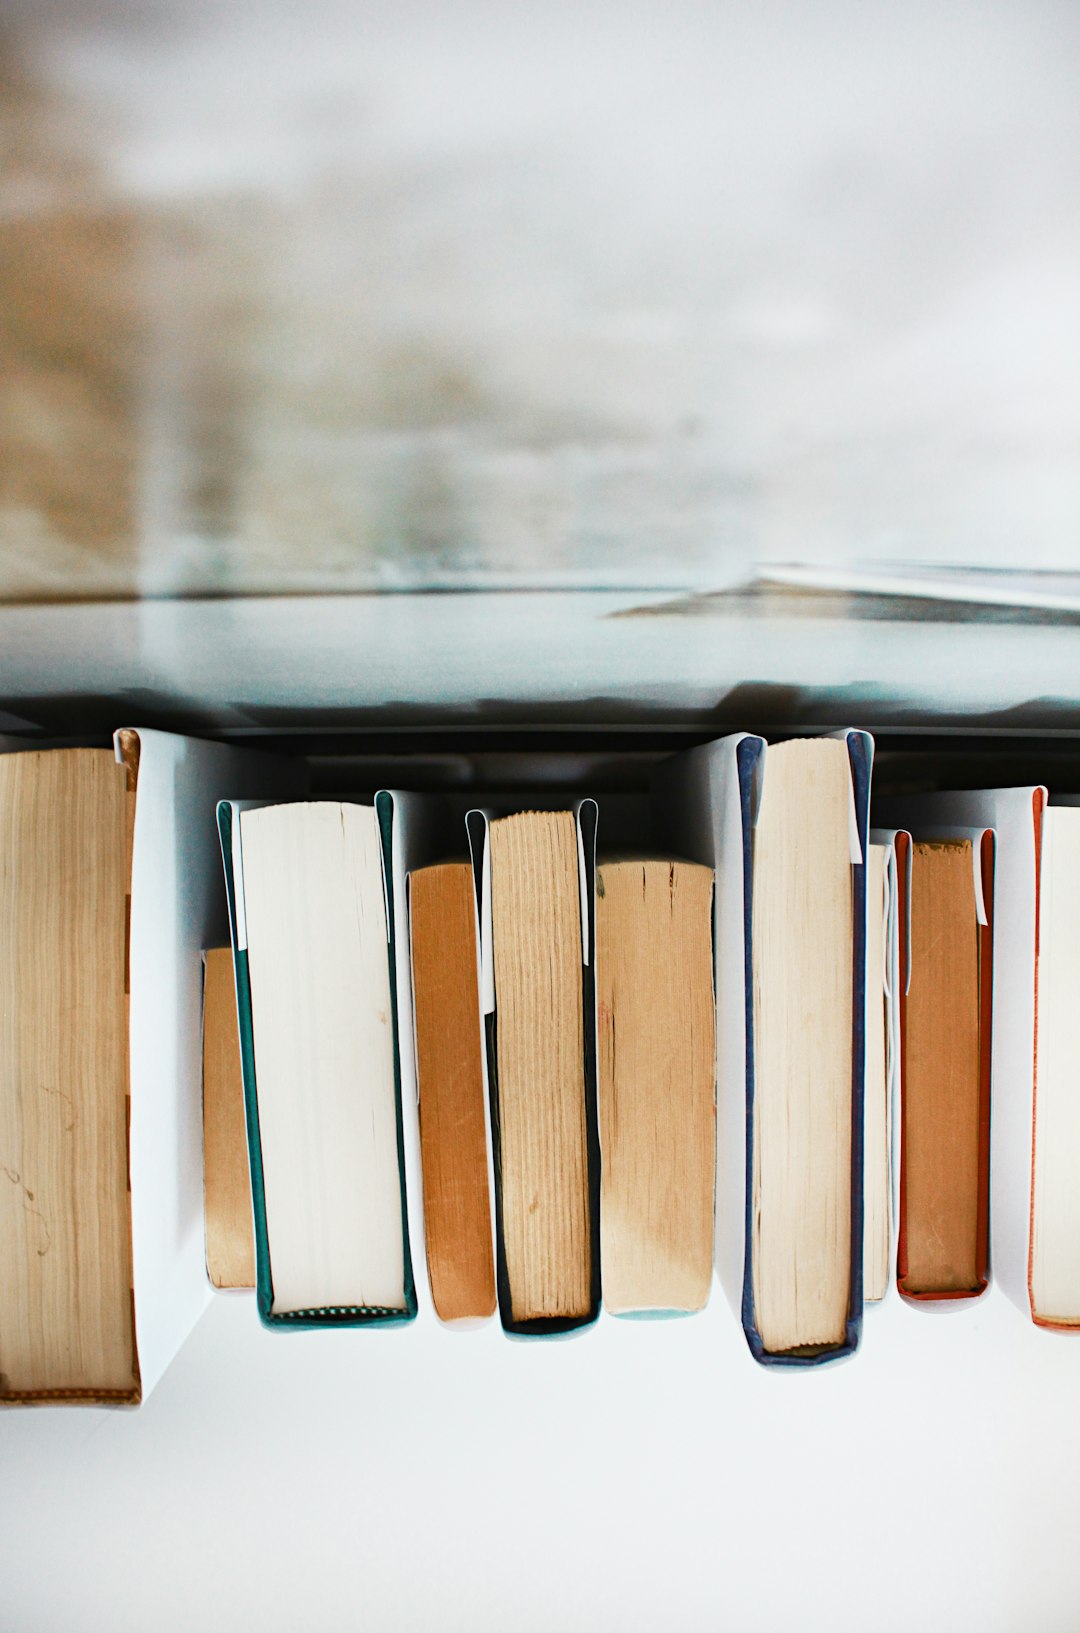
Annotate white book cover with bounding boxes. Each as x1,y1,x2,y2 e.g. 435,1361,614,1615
650,734,758,1326
865,830,907,1303
117,728,305,1397
381,791,454,1324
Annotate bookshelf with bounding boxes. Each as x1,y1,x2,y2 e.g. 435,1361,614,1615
3,2,1080,1627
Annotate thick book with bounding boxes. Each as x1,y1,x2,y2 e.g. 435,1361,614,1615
0,748,136,1403
466,802,600,1336
408,861,496,1323
896,833,994,1301
202,947,256,1291
595,856,716,1316
218,796,419,1328
0,731,301,1405
652,730,872,1367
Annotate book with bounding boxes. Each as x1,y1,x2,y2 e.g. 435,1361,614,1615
652,729,872,1365
750,739,860,1355
467,803,600,1335
596,856,715,1315
219,798,415,1326
408,861,496,1322
864,831,906,1305
897,835,993,1300
0,748,137,1403
202,947,255,1291
873,788,1044,1318
1030,806,1080,1327
862,842,891,1303
120,729,303,1392
0,732,300,1405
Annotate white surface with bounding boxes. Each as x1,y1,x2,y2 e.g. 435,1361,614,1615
1,1289,1078,1631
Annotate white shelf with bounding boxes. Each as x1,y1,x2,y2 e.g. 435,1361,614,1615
0,1282,1073,1630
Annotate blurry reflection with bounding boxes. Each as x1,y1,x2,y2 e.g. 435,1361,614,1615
1,3,1079,600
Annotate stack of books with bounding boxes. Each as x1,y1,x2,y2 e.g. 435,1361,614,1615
3,727,1079,1406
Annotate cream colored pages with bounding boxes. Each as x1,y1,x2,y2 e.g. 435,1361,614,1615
863,844,889,1302
751,738,853,1354
240,803,404,1315
489,811,589,1323
1031,808,1080,1324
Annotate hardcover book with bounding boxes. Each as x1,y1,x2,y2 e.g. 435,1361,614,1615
218,794,426,1329
408,860,497,1324
466,802,601,1337
896,832,994,1301
877,786,1080,1327
652,730,873,1366
595,855,716,1316
0,730,301,1404
865,830,908,1304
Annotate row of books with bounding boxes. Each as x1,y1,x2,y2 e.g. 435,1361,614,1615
0,728,1076,1406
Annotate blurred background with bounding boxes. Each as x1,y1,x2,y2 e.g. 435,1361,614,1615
3,0,1079,602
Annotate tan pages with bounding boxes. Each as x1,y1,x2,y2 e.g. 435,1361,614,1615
898,837,991,1299
596,857,715,1314
751,738,855,1356
488,810,592,1327
202,948,255,1291
409,862,496,1322
0,749,138,1403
